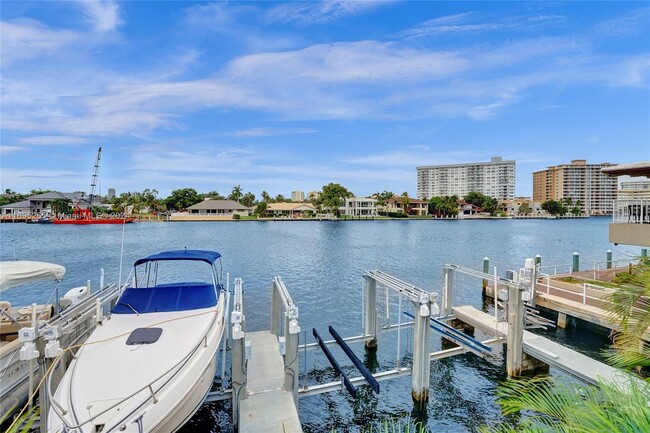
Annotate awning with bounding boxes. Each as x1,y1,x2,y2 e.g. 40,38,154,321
0,261,66,291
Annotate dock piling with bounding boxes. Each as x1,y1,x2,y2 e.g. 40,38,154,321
606,250,613,269
506,275,525,377
572,252,580,272
442,267,454,317
482,257,489,294
642,248,648,258
363,276,378,350
411,295,431,403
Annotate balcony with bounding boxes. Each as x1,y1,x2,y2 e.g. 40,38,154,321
609,199,650,246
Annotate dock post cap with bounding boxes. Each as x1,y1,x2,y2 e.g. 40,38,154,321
573,251,579,255
535,254,541,258
606,249,612,253
483,256,489,260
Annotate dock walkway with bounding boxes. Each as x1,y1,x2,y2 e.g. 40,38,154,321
239,331,303,433
453,306,640,390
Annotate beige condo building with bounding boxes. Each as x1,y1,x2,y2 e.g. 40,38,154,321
532,159,617,215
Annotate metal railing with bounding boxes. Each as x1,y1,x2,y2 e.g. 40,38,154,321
538,263,573,276
592,258,639,280
537,273,610,307
612,199,649,224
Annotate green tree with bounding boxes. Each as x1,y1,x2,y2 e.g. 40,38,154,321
570,206,582,216
164,188,202,211
372,190,394,206
0,192,28,206
241,192,256,208
518,203,532,215
50,198,73,215
255,201,268,217
142,189,160,213
261,190,272,203
202,190,225,200
429,195,459,217
541,200,567,216
229,185,243,202
400,191,410,215
275,194,286,202
317,183,353,216
464,191,498,214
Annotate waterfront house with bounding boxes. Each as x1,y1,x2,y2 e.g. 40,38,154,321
602,162,650,246
266,202,316,218
458,201,483,216
0,191,92,216
380,196,428,216
340,197,377,217
185,199,252,216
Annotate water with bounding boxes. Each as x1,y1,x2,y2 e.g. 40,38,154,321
0,218,641,432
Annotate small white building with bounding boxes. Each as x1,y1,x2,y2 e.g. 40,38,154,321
186,199,251,216
266,202,316,218
341,197,377,217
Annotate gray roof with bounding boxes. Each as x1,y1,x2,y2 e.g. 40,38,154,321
29,191,76,200
187,199,251,211
0,199,31,209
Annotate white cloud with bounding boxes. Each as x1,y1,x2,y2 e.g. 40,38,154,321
0,146,26,155
266,1,391,25
0,19,78,66
224,128,317,138
81,1,122,32
18,136,90,146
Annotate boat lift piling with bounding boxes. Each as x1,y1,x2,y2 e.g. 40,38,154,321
270,276,301,402
362,270,439,403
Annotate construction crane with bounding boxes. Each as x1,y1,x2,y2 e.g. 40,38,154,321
72,147,101,218
87,147,102,207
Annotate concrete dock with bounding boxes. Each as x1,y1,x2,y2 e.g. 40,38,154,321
239,331,303,433
453,305,640,389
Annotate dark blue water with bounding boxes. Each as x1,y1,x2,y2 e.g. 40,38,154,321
0,218,641,432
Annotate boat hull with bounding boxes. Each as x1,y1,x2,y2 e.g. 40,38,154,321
53,218,135,224
48,303,225,433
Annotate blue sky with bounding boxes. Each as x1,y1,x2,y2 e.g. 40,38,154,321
1,1,649,198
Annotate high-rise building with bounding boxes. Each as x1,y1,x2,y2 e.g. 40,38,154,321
532,159,617,214
416,157,515,200
107,188,116,199
291,191,304,202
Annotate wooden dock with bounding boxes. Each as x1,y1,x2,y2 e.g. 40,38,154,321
453,305,641,390
239,331,303,433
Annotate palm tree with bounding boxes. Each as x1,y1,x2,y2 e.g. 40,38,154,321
400,191,410,215
50,198,72,216
486,260,650,433
230,185,243,202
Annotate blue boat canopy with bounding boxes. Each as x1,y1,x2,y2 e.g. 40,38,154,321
134,250,222,266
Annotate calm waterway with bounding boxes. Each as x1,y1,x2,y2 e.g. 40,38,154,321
0,218,641,432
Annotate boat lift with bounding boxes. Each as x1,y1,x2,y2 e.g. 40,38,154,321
206,263,542,430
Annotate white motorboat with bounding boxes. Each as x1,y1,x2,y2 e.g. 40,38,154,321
1,261,119,422
47,250,227,433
